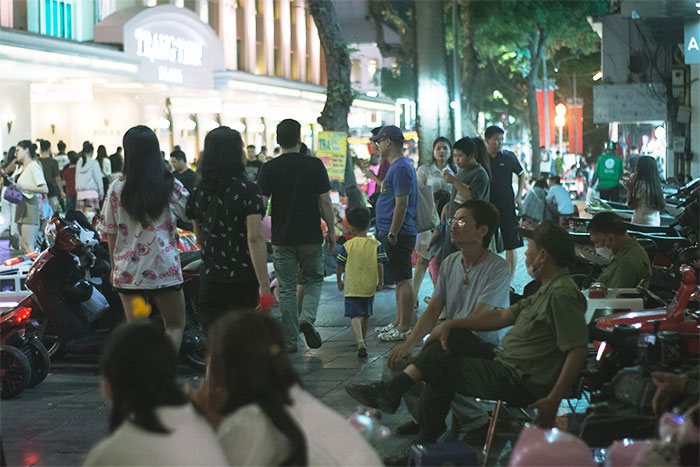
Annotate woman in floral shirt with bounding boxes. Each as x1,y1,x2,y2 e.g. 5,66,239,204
186,126,270,327
98,125,189,350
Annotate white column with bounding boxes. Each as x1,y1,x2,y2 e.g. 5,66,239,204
171,0,184,8
263,0,274,75
293,0,306,82
308,15,320,84
244,0,256,73
196,0,208,23
0,0,13,28
220,0,237,69
279,0,291,79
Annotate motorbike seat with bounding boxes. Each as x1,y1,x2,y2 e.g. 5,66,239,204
179,250,201,270
635,234,691,251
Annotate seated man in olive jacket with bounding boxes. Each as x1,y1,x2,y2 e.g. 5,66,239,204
588,212,652,288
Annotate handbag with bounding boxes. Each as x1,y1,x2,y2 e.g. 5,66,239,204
3,186,23,204
415,185,439,233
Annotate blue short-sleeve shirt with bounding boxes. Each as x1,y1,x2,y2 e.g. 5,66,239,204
375,157,417,237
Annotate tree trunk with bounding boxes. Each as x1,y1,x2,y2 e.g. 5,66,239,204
527,28,546,177
414,0,452,165
308,0,356,187
458,0,478,135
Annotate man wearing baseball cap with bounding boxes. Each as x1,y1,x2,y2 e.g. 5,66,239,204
346,221,588,445
370,125,418,342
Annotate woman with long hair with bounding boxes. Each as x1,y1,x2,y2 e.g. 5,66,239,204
96,144,112,192
406,137,455,319
626,155,665,226
83,323,227,466
471,136,492,180
13,140,48,253
75,141,104,215
97,125,189,350
185,126,271,327
190,312,382,466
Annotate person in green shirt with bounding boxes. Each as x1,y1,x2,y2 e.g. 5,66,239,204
592,143,623,202
588,212,652,288
345,221,588,442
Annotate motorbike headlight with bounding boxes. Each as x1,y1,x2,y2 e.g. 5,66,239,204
45,221,57,248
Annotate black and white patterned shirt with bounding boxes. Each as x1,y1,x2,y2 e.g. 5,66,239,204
186,179,265,283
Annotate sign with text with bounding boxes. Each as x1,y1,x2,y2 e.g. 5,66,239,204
685,21,700,64
593,83,667,123
317,132,347,182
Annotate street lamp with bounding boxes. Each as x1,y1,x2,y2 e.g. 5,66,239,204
555,103,566,155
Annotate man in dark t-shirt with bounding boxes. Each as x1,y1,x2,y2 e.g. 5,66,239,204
258,119,335,353
170,149,196,231
37,139,63,213
245,144,263,182
485,126,525,276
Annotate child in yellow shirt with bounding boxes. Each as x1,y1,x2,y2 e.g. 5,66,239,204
336,208,388,358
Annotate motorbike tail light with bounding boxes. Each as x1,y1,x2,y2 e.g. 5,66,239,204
3,257,23,266
14,307,31,324
26,252,39,259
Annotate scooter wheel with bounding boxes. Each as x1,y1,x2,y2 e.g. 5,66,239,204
0,345,31,399
21,340,50,388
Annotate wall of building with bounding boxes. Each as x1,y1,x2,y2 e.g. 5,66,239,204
0,82,32,151
691,64,699,177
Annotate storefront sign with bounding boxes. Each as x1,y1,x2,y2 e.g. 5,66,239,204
96,6,224,89
685,21,700,64
317,132,347,182
593,84,667,123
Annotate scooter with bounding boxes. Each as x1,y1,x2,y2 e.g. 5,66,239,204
23,214,206,370
0,302,49,399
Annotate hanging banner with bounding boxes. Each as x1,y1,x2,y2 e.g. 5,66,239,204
317,131,347,182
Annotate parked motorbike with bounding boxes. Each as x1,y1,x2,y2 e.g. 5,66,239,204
22,214,206,370
0,303,49,399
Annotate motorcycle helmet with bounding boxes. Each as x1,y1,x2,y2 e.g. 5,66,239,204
604,141,617,152
61,280,93,303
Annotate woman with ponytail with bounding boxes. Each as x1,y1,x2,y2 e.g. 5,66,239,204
190,312,381,466
83,323,227,466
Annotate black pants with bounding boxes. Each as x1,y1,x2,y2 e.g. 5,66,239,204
412,329,536,442
599,186,620,202
198,276,258,329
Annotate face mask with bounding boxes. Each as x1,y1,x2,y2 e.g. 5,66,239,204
595,247,613,259
526,251,544,279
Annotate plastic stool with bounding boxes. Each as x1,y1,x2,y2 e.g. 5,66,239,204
408,442,478,466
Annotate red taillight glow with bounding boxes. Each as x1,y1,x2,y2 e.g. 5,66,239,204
12,307,31,324
3,257,22,266
26,252,39,259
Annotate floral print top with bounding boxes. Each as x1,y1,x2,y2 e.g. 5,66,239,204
98,176,188,290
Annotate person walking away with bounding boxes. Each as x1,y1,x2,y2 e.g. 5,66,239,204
371,126,418,342
83,323,228,466
591,142,623,202
37,139,63,214
75,142,104,218
626,155,665,226
545,175,574,227
13,141,48,253
188,311,383,466
336,207,389,358
62,151,79,212
54,140,69,171
484,126,525,276
185,126,271,328
96,145,112,193
412,137,455,310
245,144,262,182
97,125,189,351
257,119,335,353
109,147,124,183
520,178,547,229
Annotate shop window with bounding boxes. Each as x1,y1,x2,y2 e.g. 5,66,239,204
350,59,361,84
43,0,73,39
256,42,264,74
274,48,281,76
273,0,279,19
256,0,263,14
368,59,378,85
236,39,243,70
291,50,298,80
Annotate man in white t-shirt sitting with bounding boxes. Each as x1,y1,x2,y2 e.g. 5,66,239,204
373,199,511,440
546,175,574,226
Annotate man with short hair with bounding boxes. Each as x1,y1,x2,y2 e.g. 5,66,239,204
592,143,623,202
588,212,652,288
110,147,124,181
258,119,335,352
55,140,69,171
170,149,196,231
485,125,525,275
346,221,588,443
245,144,262,182
370,125,418,342
384,199,511,437
37,139,63,213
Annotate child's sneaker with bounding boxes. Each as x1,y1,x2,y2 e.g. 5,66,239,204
357,345,368,358
376,323,395,334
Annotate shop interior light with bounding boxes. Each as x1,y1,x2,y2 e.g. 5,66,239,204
232,121,246,133
182,119,197,131
152,117,170,129
3,113,15,134
203,120,220,132
253,123,266,133
592,71,603,81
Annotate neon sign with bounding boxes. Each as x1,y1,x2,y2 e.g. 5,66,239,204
134,28,203,67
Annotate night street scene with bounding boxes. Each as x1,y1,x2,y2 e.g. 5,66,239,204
1,0,699,465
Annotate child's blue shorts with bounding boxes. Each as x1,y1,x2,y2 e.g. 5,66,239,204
344,296,374,318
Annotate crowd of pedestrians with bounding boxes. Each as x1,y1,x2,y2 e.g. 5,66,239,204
0,118,673,466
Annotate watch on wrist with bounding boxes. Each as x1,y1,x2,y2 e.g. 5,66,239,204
388,232,397,239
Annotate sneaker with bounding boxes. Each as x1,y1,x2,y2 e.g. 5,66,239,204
357,346,368,358
345,381,401,414
376,322,395,334
378,327,412,342
300,320,322,349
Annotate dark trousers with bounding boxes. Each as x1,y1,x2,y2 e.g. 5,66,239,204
198,276,258,329
412,329,536,442
599,185,620,202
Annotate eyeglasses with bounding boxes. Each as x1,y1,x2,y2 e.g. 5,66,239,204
451,217,475,228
